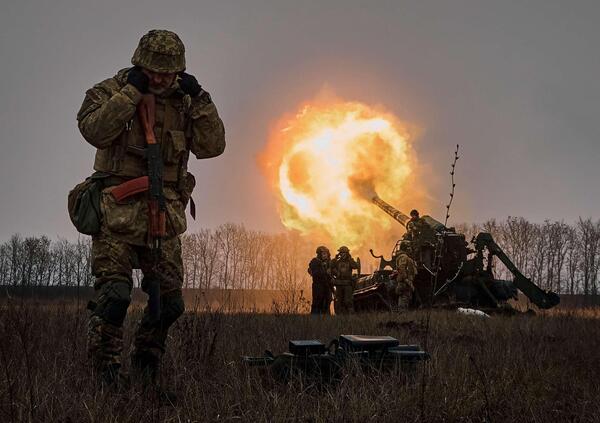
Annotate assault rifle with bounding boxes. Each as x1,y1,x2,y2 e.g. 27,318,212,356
106,95,165,321
137,94,165,321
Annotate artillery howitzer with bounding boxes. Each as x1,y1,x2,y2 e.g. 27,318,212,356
353,196,560,312
243,335,429,383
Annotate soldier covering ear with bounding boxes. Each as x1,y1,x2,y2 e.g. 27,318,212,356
77,29,225,390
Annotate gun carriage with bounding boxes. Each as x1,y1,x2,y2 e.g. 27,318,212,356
353,196,560,312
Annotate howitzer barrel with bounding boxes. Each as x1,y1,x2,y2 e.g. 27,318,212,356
372,196,411,227
372,196,447,233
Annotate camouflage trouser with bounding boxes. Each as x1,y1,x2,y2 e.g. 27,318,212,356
334,281,354,314
311,282,332,315
87,232,184,373
396,279,414,310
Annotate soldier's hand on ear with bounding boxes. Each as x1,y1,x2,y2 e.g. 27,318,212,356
127,67,149,94
178,72,202,97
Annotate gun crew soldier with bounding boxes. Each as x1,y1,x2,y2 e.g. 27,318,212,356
403,209,436,268
330,246,359,314
73,29,225,388
394,241,418,310
404,209,424,241
308,246,333,314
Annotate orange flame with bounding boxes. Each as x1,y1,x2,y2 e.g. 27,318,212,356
259,97,426,254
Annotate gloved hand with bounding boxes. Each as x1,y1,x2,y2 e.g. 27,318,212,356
127,67,149,94
178,72,202,97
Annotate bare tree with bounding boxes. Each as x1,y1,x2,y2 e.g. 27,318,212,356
577,218,600,296
1,217,600,300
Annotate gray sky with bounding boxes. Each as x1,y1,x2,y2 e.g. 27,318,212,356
0,0,599,241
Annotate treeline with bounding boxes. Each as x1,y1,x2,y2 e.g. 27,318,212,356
0,236,93,289
0,218,599,295
180,224,312,291
0,224,313,294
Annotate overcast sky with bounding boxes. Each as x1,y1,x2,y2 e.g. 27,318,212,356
0,0,598,241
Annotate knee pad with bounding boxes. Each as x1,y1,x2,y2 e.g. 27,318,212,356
95,281,131,326
161,292,184,327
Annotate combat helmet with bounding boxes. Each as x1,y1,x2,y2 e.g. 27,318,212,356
131,29,186,73
338,246,350,254
316,246,330,255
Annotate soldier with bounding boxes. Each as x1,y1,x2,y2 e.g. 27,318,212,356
330,246,359,314
308,246,333,314
404,209,421,241
403,209,436,269
77,29,225,388
394,242,418,310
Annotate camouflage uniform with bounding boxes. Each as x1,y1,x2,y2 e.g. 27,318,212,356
395,252,417,310
405,217,430,242
330,247,359,314
78,30,225,381
404,217,436,269
308,247,333,314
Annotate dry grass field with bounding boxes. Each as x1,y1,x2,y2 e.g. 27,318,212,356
0,298,599,422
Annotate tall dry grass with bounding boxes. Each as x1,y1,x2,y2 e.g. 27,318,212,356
0,297,599,422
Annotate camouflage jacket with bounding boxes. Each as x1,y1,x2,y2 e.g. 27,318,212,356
77,68,225,181
395,253,417,282
405,217,436,245
330,256,359,282
308,257,332,286
77,68,226,245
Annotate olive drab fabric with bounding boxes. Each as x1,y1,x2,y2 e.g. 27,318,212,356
331,254,359,314
308,257,333,314
405,217,436,245
78,29,226,383
88,235,185,372
131,29,186,73
67,175,104,235
395,253,417,310
331,256,359,281
77,68,225,180
396,253,417,282
100,185,188,246
77,67,224,246
334,284,354,315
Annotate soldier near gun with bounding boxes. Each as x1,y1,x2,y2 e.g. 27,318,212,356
404,209,423,241
77,30,225,387
308,246,333,314
330,246,359,314
403,209,436,269
394,242,418,310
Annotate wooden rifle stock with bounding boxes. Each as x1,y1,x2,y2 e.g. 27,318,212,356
137,94,157,144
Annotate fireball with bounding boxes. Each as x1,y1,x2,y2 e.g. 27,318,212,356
259,97,424,252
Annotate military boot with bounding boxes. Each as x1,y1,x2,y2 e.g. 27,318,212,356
131,351,159,383
98,363,129,392
131,353,178,405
